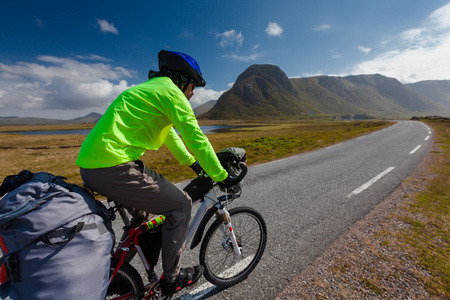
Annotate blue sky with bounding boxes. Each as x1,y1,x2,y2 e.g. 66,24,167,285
1,0,450,119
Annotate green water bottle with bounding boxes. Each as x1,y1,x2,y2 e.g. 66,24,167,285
145,215,166,230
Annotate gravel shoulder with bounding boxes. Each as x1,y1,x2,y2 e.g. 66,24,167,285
275,140,445,299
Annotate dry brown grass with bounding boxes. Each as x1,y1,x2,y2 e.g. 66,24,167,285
1,134,86,182
0,123,95,132
0,120,391,186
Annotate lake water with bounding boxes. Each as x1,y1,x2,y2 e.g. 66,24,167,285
3,125,238,136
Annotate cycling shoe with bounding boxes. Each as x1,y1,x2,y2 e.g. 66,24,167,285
161,265,204,296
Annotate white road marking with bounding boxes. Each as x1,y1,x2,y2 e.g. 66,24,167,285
326,143,343,149
180,256,254,299
409,145,422,154
347,167,395,198
425,135,430,141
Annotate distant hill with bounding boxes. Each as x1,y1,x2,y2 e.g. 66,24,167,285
201,65,308,119
406,80,450,109
199,65,448,119
290,74,444,116
291,76,372,115
0,112,102,126
344,74,444,113
193,100,217,116
69,112,102,124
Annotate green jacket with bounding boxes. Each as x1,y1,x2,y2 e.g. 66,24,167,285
76,76,228,182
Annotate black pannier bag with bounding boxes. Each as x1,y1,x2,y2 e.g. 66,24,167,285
216,147,247,193
0,171,114,300
216,147,246,176
184,147,247,200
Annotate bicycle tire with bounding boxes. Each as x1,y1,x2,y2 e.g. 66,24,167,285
199,206,267,287
106,258,145,300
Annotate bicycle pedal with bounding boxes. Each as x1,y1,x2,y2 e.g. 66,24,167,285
147,272,159,283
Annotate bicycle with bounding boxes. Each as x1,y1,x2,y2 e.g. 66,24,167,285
105,159,267,300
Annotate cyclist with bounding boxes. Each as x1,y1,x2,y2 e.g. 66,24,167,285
76,50,233,296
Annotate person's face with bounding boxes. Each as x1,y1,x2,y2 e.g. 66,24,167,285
184,82,196,100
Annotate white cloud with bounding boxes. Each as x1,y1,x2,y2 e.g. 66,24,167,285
217,30,244,48
293,72,324,78
189,88,225,109
0,56,133,115
97,19,119,35
329,49,342,59
350,3,450,83
266,22,283,37
429,3,450,29
357,46,371,54
331,54,342,59
400,28,423,43
35,19,44,27
75,54,112,62
222,53,261,61
313,24,331,32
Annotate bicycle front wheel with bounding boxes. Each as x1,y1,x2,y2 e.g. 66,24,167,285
106,258,144,300
199,206,267,287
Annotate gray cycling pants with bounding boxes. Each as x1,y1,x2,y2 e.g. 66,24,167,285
80,160,192,282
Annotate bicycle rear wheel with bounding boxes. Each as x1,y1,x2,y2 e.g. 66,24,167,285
106,258,144,300
199,206,267,287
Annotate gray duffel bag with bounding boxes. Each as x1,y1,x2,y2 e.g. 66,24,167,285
0,171,114,300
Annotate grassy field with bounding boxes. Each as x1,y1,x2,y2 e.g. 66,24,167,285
0,120,391,184
0,123,95,132
398,120,450,297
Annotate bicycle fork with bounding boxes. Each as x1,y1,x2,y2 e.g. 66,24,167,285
217,206,242,255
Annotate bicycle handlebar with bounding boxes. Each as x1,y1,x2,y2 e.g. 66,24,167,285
223,162,247,187
184,163,247,200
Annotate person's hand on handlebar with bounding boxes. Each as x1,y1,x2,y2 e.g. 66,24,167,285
218,162,248,189
189,161,204,175
218,175,236,189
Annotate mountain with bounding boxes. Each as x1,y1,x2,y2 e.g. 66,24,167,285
69,112,102,123
200,65,308,119
0,112,102,126
291,76,373,115
344,74,444,113
406,80,450,109
199,65,448,119
290,74,444,116
193,100,217,116
0,117,68,126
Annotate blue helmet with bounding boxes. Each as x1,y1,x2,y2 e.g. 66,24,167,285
158,50,206,87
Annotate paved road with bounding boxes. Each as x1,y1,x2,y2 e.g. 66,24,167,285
114,120,432,299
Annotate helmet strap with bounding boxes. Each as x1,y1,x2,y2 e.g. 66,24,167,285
151,67,192,93
181,79,194,93
179,73,187,92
